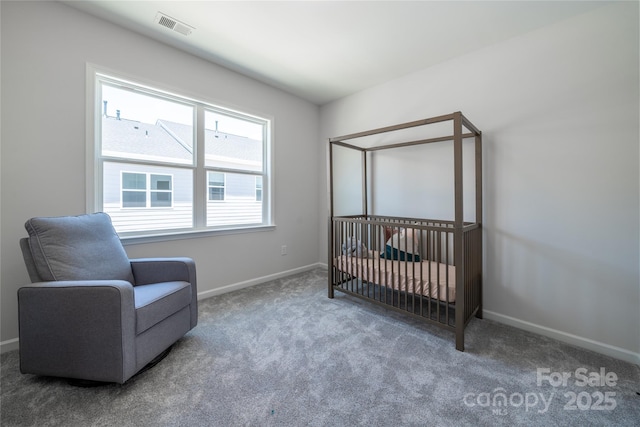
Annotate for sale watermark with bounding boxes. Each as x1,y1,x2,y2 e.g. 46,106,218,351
462,367,618,416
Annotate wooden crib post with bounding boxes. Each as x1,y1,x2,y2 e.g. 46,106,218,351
328,139,335,299
454,112,465,351
328,217,334,298
475,132,483,319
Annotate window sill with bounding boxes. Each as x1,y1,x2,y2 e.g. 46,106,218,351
120,224,275,246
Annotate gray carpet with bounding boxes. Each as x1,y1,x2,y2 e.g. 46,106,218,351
1,268,639,426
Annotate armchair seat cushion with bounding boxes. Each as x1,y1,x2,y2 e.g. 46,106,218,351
134,281,192,334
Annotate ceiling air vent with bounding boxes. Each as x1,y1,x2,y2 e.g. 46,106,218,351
155,12,194,36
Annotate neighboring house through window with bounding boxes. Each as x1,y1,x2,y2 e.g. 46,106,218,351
89,68,272,237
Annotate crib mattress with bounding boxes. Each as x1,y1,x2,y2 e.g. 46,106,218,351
333,254,457,303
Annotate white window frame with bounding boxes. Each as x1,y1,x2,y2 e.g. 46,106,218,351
86,64,274,243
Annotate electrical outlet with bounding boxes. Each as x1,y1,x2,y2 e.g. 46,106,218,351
281,245,287,256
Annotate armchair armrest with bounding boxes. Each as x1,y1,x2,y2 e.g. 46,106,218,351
17,280,137,383
130,257,196,286
130,257,198,329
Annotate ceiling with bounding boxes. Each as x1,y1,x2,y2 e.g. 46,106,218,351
63,1,606,105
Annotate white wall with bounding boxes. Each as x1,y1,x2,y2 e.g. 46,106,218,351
0,1,320,348
320,2,640,363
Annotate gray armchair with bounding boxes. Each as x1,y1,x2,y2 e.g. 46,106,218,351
17,213,197,384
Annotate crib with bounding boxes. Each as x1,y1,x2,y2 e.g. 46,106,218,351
328,112,483,351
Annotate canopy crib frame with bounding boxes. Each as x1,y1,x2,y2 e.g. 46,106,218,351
328,111,483,351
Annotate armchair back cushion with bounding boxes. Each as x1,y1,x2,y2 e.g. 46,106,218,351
24,213,134,284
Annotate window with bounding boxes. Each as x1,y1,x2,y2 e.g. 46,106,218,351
90,69,272,237
122,172,147,208
122,172,173,208
208,172,225,201
255,176,263,202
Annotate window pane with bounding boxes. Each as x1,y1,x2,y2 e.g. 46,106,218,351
209,187,224,201
101,84,194,165
122,173,146,190
151,174,172,190
204,110,263,172
123,191,146,208
208,172,225,187
207,172,263,227
151,192,172,207
104,161,192,233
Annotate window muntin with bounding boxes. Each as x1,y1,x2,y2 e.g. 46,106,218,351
94,72,271,237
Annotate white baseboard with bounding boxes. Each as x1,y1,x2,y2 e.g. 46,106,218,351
484,310,640,366
197,262,325,300
0,338,19,354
